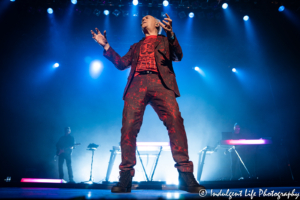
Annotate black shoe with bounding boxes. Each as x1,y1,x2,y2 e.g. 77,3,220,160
68,180,76,184
111,171,132,193
178,171,205,193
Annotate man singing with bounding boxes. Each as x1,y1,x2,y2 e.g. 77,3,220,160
91,14,204,193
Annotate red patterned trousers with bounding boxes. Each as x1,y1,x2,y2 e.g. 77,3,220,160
119,73,193,176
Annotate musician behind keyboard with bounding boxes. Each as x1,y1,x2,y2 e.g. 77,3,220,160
225,123,245,180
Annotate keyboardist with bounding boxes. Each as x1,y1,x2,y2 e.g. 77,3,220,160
224,123,244,180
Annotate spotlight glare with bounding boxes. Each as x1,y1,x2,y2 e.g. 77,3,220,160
278,6,285,12
232,68,237,72
243,15,249,21
90,60,103,78
189,12,194,18
71,0,77,4
104,10,109,15
195,66,205,76
47,8,53,14
222,3,228,9
133,0,138,6
53,63,59,68
10,0,15,2
174,193,180,198
163,0,169,7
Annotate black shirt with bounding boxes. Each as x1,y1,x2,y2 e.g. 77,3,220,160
56,135,75,155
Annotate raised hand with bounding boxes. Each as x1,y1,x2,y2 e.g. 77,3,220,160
158,13,174,38
91,28,110,50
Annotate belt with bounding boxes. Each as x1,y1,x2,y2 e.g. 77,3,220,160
138,71,158,74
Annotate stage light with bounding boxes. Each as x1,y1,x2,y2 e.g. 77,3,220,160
243,15,249,21
232,68,236,72
71,0,77,4
104,10,109,15
167,193,172,198
53,63,59,68
222,3,228,9
10,0,15,2
163,0,169,7
91,61,101,72
278,6,285,12
122,10,129,17
87,192,92,198
90,60,103,78
189,12,194,18
21,178,66,183
221,139,271,145
112,9,121,17
194,66,205,76
133,0,138,6
133,11,138,17
47,8,53,14
93,9,101,16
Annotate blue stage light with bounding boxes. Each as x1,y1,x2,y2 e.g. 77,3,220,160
71,0,77,4
278,6,285,12
133,0,138,6
243,15,249,21
189,12,194,18
232,68,237,72
47,8,53,14
163,0,169,7
10,0,15,2
90,60,103,78
53,63,59,68
104,10,109,15
195,66,205,76
222,3,228,9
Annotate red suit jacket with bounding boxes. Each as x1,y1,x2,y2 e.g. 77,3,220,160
103,34,183,100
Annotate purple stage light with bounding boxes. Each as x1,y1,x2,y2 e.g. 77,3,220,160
21,178,66,183
222,139,271,145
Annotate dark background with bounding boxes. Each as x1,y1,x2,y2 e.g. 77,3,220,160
0,0,299,183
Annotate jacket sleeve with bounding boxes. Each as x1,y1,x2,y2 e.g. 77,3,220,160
103,44,136,71
169,33,183,62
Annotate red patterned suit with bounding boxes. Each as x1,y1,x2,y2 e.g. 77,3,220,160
103,34,193,176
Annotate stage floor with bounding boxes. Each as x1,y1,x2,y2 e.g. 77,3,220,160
0,187,300,199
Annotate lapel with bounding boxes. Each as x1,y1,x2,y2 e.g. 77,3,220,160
155,34,164,49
